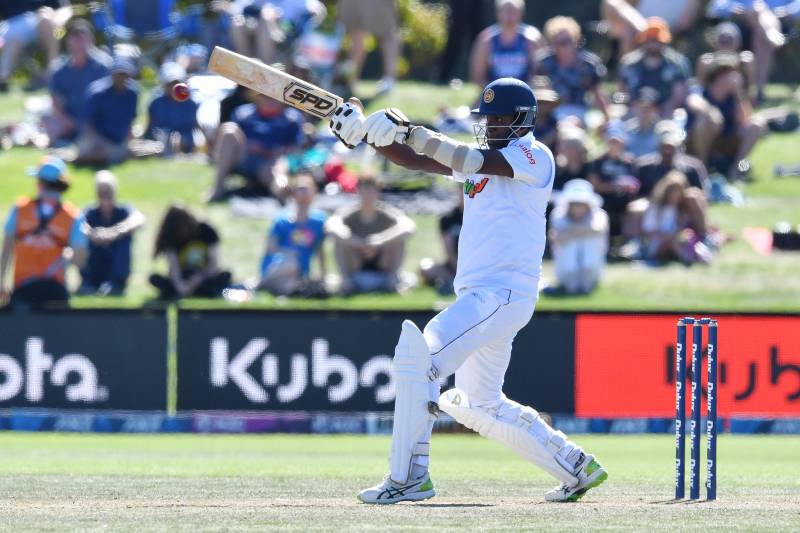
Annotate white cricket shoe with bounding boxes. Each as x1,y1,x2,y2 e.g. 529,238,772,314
357,473,435,504
544,453,608,502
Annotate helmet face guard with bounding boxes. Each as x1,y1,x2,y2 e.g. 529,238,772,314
473,105,537,149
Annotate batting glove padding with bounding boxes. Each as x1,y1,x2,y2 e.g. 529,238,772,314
330,101,366,149
364,108,410,147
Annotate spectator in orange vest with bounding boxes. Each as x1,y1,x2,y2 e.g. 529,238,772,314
0,156,88,310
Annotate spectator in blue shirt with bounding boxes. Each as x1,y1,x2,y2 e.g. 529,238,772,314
207,90,305,202
76,57,139,166
79,171,145,296
258,174,327,295
144,62,200,154
44,18,112,145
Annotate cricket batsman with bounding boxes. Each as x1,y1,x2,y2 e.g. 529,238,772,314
329,77,608,504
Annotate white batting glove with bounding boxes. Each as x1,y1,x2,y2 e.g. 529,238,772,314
330,101,366,149
364,108,410,147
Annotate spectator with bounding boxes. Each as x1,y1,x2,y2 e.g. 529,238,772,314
469,0,543,87
602,0,700,57
535,16,608,123
588,127,639,238
0,1,66,91
548,179,609,295
706,0,793,102
79,171,145,296
76,56,138,166
618,17,690,118
43,18,111,146
228,1,285,65
259,174,327,296
531,83,560,151
149,204,231,299
420,190,463,294
637,122,709,198
327,175,415,294
554,125,591,192
0,156,87,310
696,22,756,101
620,87,661,157
338,0,400,94
641,170,712,264
208,91,305,202
687,54,766,178
144,62,200,154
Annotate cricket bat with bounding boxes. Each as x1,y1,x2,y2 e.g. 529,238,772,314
208,46,344,119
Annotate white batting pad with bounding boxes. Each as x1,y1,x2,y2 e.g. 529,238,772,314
390,320,439,484
439,388,579,486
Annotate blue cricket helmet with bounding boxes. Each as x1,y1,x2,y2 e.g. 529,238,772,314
472,78,537,148
472,77,538,128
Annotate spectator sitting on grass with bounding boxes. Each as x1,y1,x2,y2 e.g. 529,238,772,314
149,204,231,299
144,62,200,155
618,17,690,118
258,174,327,296
207,91,305,202
553,125,591,192
548,179,609,295
420,188,462,295
534,16,608,123
696,22,755,102
686,53,766,179
588,126,640,239
636,122,709,198
640,170,712,264
79,171,145,296
75,56,138,166
620,87,661,157
327,175,416,294
43,18,111,146
0,156,87,310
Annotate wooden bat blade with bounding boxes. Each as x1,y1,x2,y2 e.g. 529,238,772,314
208,46,343,118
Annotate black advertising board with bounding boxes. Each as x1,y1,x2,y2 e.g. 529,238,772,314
177,310,575,412
0,310,167,409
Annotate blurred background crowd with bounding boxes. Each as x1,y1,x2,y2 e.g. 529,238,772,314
1,0,799,310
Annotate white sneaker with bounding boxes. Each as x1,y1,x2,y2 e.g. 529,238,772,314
357,473,435,504
544,453,608,502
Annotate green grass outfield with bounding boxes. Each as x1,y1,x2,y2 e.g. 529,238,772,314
1,433,798,531
1,82,799,311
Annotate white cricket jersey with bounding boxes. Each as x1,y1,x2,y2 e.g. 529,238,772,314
451,133,555,297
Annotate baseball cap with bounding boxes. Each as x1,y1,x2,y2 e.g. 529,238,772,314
604,123,629,144
27,156,69,188
496,0,524,8
66,18,92,36
635,86,660,106
637,17,672,45
714,21,741,45
111,56,136,76
158,62,186,84
656,121,685,146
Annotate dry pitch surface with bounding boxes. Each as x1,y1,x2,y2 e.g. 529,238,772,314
1,433,798,531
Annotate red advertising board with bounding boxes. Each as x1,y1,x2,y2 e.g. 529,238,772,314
575,314,800,418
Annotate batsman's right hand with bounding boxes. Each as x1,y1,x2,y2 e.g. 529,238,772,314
330,98,366,149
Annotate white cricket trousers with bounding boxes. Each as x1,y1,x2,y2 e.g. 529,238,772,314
426,287,536,408
405,286,581,482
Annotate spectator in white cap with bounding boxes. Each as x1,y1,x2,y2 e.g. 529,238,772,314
79,171,145,296
76,56,139,165
588,126,639,239
548,179,609,295
144,62,200,154
696,22,755,100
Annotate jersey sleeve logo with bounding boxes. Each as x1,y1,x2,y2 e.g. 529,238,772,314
464,177,489,198
518,145,536,165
